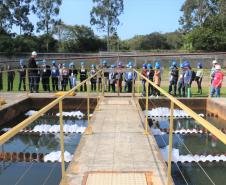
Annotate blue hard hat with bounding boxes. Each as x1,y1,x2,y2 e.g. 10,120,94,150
52,60,56,65
118,61,122,67
102,60,107,65
128,61,132,66
81,62,85,66
147,64,152,69
111,64,115,68
42,59,46,64
91,64,95,68
155,62,161,69
197,62,203,68
180,63,184,68
172,61,177,67
142,64,147,68
19,59,24,65
183,61,190,68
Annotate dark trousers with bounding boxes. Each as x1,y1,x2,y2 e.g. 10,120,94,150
178,82,185,97
29,74,38,92
91,82,96,91
127,80,132,93
148,78,154,96
98,78,102,92
52,77,58,91
196,77,202,94
117,80,122,93
80,78,87,92
110,83,116,93
19,76,26,91
62,77,68,91
42,77,50,91
7,77,14,91
169,78,178,95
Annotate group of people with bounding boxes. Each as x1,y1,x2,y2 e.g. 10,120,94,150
0,51,224,97
140,59,224,98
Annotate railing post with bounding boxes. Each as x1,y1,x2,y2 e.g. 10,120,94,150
59,99,65,178
26,68,29,95
144,81,149,135
167,101,174,185
132,70,135,97
85,81,92,135
102,70,104,96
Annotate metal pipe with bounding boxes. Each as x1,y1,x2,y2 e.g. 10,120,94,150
167,101,174,185
59,100,65,177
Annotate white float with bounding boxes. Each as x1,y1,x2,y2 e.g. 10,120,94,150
25,110,38,116
145,107,205,118
44,151,72,162
56,111,84,119
160,146,226,163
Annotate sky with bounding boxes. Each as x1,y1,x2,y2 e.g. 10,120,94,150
19,0,185,40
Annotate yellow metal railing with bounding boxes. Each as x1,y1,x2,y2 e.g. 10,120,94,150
133,69,226,185
0,70,102,178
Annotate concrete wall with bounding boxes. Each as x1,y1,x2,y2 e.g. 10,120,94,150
207,98,226,120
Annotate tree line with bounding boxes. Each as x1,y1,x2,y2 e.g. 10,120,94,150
1,0,226,54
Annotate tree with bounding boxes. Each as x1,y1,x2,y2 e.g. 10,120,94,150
90,0,124,51
34,0,62,51
0,0,14,32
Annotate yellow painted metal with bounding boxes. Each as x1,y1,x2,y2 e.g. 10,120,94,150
138,73,141,94
59,100,65,177
85,80,92,135
0,70,102,145
167,101,174,185
134,69,226,145
144,81,149,135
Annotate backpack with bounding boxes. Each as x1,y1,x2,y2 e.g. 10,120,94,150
191,70,196,81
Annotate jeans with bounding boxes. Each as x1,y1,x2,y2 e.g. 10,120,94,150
211,86,221,97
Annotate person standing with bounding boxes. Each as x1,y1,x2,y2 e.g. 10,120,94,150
147,63,154,96
28,51,38,93
69,62,78,89
7,65,15,91
18,59,27,91
97,64,102,92
125,64,133,93
102,60,110,92
141,64,148,96
62,63,69,91
116,62,124,93
210,64,224,97
211,60,218,84
51,61,59,91
153,62,161,97
168,61,179,96
79,62,88,92
178,63,186,97
90,64,97,91
183,61,192,97
58,63,63,91
195,63,204,94
109,64,116,93
40,60,51,92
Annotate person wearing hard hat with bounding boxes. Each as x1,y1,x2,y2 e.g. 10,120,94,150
147,63,154,97
102,60,110,92
51,61,59,91
79,62,87,92
153,62,161,97
18,59,27,91
178,63,186,97
28,51,38,93
109,64,116,93
40,59,51,92
69,62,78,89
116,61,124,93
211,60,218,83
210,64,224,97
90,64,97,91
141,63,148,96
195,63,204,94
168,61,179,96
183,61,192,97
62,63,69,91
97,64,102,92
125,63,133,93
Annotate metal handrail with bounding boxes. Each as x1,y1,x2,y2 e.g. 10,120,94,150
134,69,226,185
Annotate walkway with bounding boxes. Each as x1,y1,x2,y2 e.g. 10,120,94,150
61,97,169,185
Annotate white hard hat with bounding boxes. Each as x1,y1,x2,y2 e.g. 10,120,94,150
212,60,218,64
215,64,221,70
32,51,37,56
